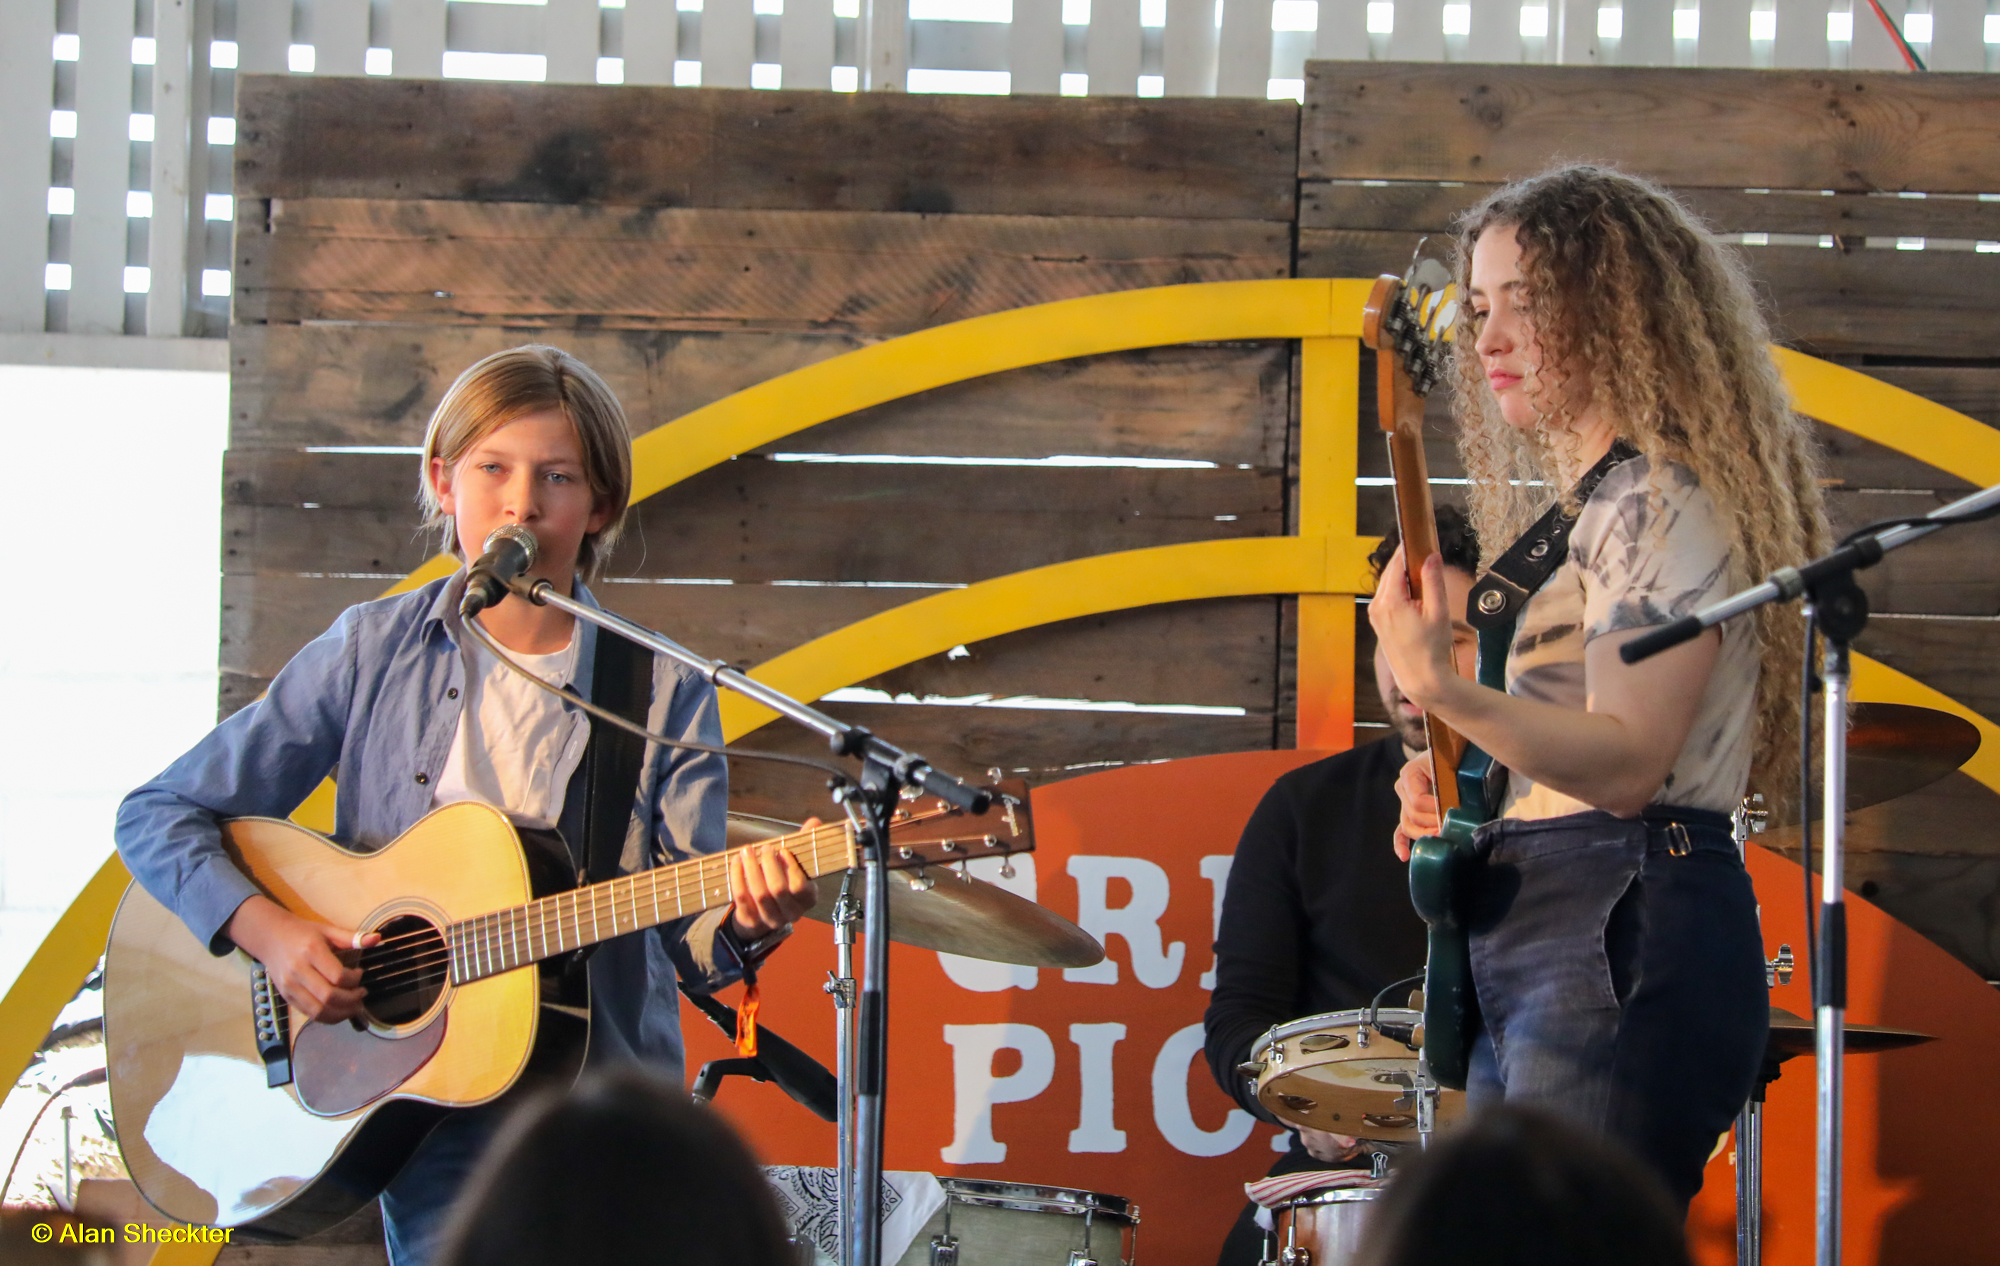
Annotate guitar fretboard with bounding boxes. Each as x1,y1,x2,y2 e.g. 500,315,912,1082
445,821,861,984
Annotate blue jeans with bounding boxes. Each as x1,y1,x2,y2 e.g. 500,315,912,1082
1463,807,1768,1209
378,1101,512,1266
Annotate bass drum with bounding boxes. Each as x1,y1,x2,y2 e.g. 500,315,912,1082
1245,1009,1464,1144
895,1179,1138,1266
1266,1187,1383,1266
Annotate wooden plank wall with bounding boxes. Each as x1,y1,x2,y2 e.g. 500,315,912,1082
230,66,2000,985
227,77,1302,825
1300,62,2000,986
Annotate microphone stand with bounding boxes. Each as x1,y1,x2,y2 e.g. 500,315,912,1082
1621,477,2000,1266
508,576,991,1266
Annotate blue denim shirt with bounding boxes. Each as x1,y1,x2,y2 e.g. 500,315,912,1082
114,573,742,1082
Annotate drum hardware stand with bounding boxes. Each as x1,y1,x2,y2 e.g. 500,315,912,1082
506,578,992,1266
1619,475,2000,1266
1735,946,1793,1266
1412,1054,1440,1149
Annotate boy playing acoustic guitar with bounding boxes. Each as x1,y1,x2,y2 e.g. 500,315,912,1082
116,345,816,1264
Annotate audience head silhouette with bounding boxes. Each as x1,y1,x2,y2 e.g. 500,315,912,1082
435,1066,794,1266
1356,1105,1693,1266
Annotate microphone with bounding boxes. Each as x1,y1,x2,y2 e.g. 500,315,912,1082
460,525,539,619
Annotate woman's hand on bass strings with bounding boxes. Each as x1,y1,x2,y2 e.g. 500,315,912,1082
1368,545,1459,715
1393,753,1440,863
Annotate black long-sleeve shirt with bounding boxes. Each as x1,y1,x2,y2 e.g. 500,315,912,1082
1202,734,1430,1123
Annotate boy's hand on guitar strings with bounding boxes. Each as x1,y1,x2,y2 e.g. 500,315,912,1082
226,894,381,1024
1393,753,1441,863
728,833,820,941
1367,544,1458,716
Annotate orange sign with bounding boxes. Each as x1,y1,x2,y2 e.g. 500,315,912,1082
689,749,1331,1265
688,749,2000,1266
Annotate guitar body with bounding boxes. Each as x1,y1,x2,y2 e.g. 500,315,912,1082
105,802,589,1239
1406,810,1482,1091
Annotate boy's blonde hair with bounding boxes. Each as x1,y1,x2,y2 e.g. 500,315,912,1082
417,345,634,579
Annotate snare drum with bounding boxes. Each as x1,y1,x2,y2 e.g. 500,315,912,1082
895,1179,1138,1266
1264,1187,1382,1266
1242,1009,1464,1143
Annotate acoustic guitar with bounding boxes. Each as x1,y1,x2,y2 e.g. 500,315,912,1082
1361,252,1499,1092
104,788,1031,1239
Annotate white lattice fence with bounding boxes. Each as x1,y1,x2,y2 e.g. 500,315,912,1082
1,0,1996,346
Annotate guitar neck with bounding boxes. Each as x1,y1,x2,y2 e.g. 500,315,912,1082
448,821,858,985
1374,339,1469,816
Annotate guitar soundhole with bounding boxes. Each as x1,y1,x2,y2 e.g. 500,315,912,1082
360,914,449,1027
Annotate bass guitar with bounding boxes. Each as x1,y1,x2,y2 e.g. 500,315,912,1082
1361,250,1502,1092
104,788,1031,1239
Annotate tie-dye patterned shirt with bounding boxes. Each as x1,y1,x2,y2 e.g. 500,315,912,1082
1500,454,1756,820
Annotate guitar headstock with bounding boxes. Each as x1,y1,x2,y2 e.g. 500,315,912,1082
1364,241,1459,420
883,778,1034,873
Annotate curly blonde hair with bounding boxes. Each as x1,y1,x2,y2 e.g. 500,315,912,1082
1450,164,1829,798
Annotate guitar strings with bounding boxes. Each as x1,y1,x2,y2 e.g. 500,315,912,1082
353,823,885,993
349,816,869,958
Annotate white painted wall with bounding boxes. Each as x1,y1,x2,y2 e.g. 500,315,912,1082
0,362,227,1003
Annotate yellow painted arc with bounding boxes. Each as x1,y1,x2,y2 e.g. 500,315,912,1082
380,278,1371,597
716,535,1378,739
1774,347,2000,488
0,855,131,1107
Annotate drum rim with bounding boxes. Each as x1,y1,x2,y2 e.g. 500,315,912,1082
1253,1008,1423,1054
1275,1186,1385,1209
936,1178,1138,1223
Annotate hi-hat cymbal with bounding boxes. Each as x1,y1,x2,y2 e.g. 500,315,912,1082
726,814,1105,969
1765,1006,1935,1061
1764,703,1980,826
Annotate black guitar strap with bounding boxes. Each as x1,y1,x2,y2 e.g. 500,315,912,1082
578,627,655,885
1465,439,1642,634
1451,440,1640,811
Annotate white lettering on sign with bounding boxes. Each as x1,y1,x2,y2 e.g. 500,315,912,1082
1067,1022,1128,1153
1151,1023,1256,1157
1063,855,1186,988
940,1023,1056,1165
1198,854,1233,990
937,854,1039,992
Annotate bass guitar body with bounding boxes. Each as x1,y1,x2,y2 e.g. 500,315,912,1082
105,802,587,1240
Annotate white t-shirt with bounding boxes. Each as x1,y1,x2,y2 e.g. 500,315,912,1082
430,630,590,830
1500,455,1757,820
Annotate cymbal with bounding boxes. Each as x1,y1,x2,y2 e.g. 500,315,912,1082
1764,703,1979,826
726,814,1105,970
1765,1006,1935,1061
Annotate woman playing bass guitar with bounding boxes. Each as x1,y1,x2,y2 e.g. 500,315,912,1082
1370,165,1828,1209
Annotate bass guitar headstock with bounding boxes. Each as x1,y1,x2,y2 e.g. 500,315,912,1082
1360,241,1459,423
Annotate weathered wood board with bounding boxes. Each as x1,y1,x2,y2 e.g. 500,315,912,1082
232,323,1292,465
235,199,1293,331
235,77,1301,221
1301,63,2000,193
1300,228,2000,360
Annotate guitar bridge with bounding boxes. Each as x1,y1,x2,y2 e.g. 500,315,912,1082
250,962,294,1088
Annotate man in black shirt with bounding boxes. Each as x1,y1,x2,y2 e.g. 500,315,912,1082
1203,508,1480,1266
